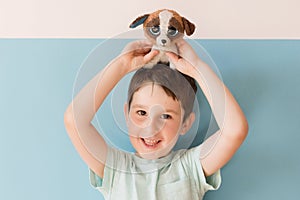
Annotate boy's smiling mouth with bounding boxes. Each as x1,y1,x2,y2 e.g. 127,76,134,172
141,137,162,148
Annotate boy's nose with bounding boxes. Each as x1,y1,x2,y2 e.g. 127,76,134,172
141,118,163,137
140,105,165,137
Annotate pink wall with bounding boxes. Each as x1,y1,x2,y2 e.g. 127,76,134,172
1,0,299,39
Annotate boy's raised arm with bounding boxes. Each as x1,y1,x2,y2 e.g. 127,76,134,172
64,40,157,178
167,40,248,177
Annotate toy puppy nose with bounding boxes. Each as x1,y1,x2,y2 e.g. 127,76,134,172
161,39,167,44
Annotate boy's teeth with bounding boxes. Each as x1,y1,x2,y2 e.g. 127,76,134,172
144,139,159,145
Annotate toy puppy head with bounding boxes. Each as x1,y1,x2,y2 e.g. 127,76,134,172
129,9,195,49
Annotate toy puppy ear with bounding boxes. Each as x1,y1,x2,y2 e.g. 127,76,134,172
129,14,149,28
182,17,195,36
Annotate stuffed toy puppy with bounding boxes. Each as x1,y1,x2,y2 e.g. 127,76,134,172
129,9,196,69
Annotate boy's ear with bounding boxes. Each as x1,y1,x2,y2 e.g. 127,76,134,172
129,14,149,28
180,112,195,135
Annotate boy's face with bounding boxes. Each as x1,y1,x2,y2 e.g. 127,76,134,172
124,83,193,160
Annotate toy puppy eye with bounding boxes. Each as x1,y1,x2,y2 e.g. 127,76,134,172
167,27,178,36
149,26,160,36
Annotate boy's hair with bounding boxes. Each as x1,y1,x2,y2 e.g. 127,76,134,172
127,63,197,121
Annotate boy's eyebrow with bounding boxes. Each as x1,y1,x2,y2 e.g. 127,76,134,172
165,109,180,115
131,104,148,109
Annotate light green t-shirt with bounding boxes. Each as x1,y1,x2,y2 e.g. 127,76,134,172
89,145,221,200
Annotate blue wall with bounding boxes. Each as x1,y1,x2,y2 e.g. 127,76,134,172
1,39,299,200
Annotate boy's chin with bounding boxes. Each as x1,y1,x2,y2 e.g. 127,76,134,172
136,148,173,160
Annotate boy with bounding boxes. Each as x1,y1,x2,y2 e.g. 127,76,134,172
64,40,248,199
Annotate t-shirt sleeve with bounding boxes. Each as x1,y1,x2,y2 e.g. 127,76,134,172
88,146,128,198
184,145,222,195
89,168,103,188
88,146,116,195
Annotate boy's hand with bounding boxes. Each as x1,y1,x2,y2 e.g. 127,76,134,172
166,39,206,78
119,40,159,73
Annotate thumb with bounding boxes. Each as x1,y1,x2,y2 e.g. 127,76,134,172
144,49,159,63
165,52,178,63
166,52,185,71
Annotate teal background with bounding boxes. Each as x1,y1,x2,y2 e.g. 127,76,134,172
1,39,300,199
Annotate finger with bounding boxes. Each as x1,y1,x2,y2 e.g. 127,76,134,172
175,39,193,55
122,40,152,54
133,40,153,52
134,47,152,56
166,52,187,72
134,42,154,55
165,52,179,63
138,40,153,48
143,49,159,63
175,39,186,49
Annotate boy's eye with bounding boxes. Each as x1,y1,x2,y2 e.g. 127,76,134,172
160,114,172,119
149,26,160,36
167,26,178,36
137,110,147,116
